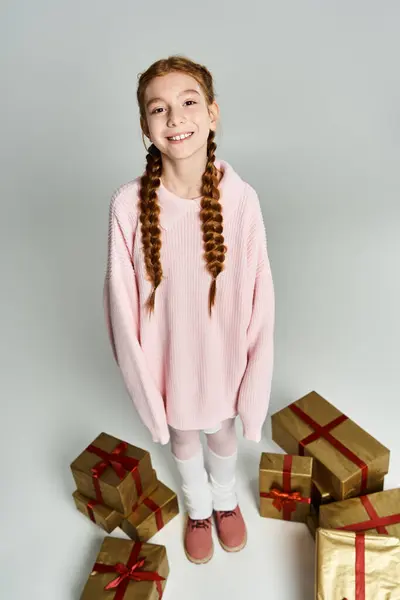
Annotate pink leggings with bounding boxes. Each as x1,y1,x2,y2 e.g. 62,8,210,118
169,418,237,460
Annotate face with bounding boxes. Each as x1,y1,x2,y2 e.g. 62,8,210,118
142,71,219,162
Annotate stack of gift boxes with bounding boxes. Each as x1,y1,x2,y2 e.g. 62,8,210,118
259,391,400,598
69,394,399,598
70,432,179,599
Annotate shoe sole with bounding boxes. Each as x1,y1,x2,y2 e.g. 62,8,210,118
184,546,214,564
184,516,214,565
218,529,248,553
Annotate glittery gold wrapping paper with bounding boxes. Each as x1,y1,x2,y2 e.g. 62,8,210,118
259,453,313,522
80,537,169,600
73,470,159,533
319,488,400,538
70,433,155,516
271,391,390,501
121,481,179,542
315,528,400,599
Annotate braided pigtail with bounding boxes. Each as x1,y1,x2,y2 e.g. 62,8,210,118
200,131,227,316
138,144,163,314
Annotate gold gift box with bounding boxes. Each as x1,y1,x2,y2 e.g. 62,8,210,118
315,528,400,599
319,487,400,538
70,433,155,516
80,536,169,600
73,470,159,533
271,391,390,500
121,481,179,542
259,453,313,523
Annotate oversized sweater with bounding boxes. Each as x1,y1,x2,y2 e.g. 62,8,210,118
103,159,275,445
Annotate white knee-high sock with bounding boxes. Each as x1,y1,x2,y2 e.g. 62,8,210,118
207,447,238,511
173,449,213,520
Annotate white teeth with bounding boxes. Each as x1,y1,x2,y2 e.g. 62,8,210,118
169,132,192,141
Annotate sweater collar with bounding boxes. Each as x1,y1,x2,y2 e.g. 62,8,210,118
157,159,243,231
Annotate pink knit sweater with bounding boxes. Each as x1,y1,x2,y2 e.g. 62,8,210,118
103,159,275,445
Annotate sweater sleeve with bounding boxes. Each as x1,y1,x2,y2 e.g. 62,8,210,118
103,199,170,445
237,187,275,443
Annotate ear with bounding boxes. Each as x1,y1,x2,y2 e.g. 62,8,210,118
140,117,150,139
208,101,220,132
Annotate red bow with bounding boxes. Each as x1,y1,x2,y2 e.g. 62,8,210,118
261,488,311,519
260,455,311,521
92,542,165,600
95,558,164,590
87,441,142,503
268,488,309,513
88,442,139,480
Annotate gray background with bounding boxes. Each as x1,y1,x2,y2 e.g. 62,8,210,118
2,1,399,598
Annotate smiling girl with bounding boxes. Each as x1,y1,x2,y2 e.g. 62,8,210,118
103,55,275,564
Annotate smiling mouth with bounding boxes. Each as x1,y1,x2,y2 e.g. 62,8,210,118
167,132,194,142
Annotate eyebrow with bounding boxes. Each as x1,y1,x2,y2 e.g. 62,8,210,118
146,89,201,109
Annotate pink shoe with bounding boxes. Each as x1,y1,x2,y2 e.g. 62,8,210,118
184,516,214,564
214,506,247,552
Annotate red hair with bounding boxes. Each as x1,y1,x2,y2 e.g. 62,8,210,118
137,56,226,315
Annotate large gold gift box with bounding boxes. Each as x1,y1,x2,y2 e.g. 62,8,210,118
315,528,400,599
121,480,179,542
259,453,313,522
271,391,390,500
71,433,155,516
73,470,159,533
319,487,400,538
80,536,169,600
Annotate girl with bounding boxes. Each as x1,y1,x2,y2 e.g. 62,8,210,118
103,56,275,564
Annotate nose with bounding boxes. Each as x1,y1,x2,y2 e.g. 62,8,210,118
167,106,186,128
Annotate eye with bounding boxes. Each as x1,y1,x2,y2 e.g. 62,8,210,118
184,100,197,106
151,107,164,115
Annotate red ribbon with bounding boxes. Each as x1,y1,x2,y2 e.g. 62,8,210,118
289,403,369,493
355,532,365,600
143,497,165,531
131,496,165,532
91,541,164,600
260,455,311,520
87,441,143,504
86,499,98,523
341,534,365,600
262,488,311,518
338,494,400,534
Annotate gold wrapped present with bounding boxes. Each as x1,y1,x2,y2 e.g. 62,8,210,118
259,453,313,522
316,527,400,599
319,487,400,538
73,470,159,533
70,433,155,516
271,391,390,500
80,536,169,600
121,481,179,542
